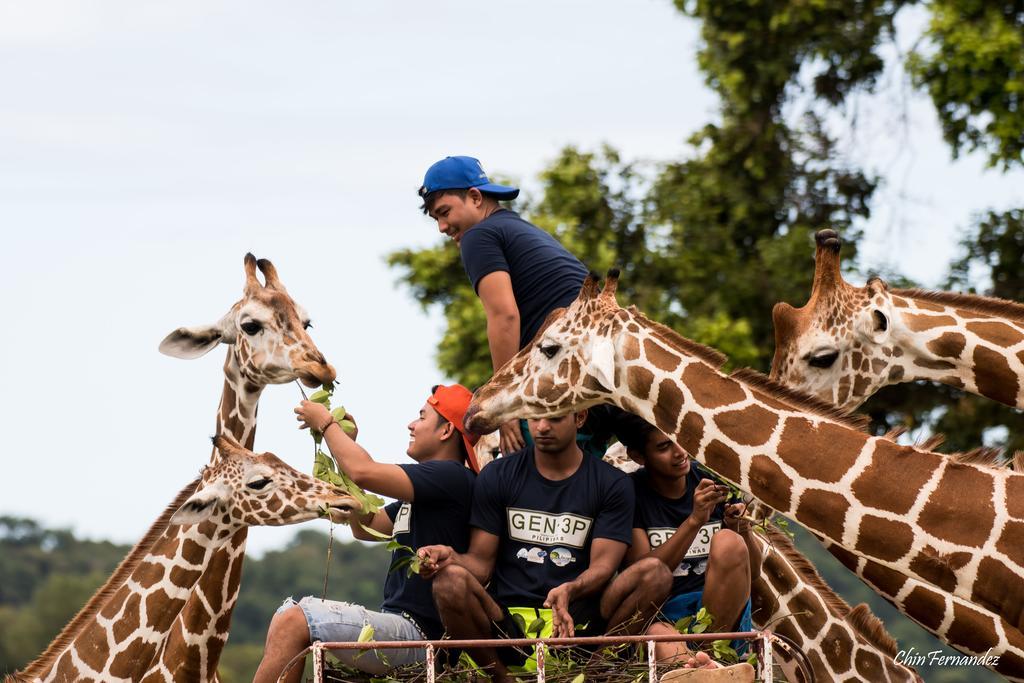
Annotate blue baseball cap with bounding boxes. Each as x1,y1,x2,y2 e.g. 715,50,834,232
419,156,520,200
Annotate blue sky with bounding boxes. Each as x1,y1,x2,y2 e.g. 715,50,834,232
1,0,1021,556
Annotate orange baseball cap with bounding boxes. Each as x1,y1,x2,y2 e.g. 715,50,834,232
427,384,482,473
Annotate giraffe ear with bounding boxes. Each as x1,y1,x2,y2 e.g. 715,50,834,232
591,337,617,391
159,315,236,359
854,306,891,345
171,483,231,526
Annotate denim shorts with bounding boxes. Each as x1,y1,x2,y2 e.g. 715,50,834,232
280,597,428,674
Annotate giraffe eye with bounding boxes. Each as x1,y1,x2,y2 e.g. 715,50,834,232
246,477,272,490
241,321,262,336
539,344,560,359
303,320,313,330
808,350,839,369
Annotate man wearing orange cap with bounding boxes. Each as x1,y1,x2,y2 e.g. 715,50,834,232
253,385,480,682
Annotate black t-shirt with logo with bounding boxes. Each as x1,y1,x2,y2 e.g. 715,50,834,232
470,447,634,608
630,465,728,596
460,209,588,349
381,460,476,639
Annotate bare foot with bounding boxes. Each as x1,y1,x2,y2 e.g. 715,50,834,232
683,651,720,669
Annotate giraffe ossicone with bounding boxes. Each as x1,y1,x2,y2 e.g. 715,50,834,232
465,270,1024,681
10,435,359,683
771,229,1024,410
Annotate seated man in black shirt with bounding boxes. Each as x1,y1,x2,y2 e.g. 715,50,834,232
417,409,670,682
253,385,479,683
418,155,617,457
615,412,762,668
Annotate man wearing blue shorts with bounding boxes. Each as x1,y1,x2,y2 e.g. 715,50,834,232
613,411,762,666
253,385,479,682
416,409,671,682
418,155,617,457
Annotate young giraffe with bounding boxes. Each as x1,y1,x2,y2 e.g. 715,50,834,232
14,253,335,682
5,435,359,683
750,521,921,682
464,271,1024,680
771,229,1024,411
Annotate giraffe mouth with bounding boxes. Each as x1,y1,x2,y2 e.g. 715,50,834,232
463,404,497,435
324,497,361,523
297,362,337,388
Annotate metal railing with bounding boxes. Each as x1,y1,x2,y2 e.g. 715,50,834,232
280,629,814,682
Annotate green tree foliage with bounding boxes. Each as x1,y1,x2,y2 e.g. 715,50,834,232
908,0,1024,168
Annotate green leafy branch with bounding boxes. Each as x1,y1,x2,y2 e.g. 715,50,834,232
305,383,385,518
673,606,758,668
353,522,426,579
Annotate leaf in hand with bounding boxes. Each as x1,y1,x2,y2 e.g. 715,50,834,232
310,389,332,405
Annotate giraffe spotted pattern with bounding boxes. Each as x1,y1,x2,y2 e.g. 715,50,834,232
466,271,1024,681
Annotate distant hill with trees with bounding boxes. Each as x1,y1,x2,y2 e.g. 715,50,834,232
0,516,389,682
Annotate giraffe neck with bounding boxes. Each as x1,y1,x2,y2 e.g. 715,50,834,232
215,354,264,453
612,316,1024,637
819,536,1024,680
152,354,264,680
30,481,241,682
877,292,1024,409
750,527,921,682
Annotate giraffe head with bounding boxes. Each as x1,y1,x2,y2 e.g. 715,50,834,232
171,434,360,527
770,230,896,410
465,271,627,433
158,253,336,388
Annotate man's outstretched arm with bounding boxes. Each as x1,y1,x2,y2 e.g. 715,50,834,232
295,400,413,501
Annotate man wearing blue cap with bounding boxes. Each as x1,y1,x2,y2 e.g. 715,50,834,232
419,156,599,456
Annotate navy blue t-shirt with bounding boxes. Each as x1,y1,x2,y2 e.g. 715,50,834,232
460,209,588,349
470,447,634,608
630,465,727,596
381,460,476,639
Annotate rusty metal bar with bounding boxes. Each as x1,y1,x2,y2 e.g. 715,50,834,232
759,631,773,683
308,630,760,649
312,642,324,681
425,643,435,683
286,630,783,682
